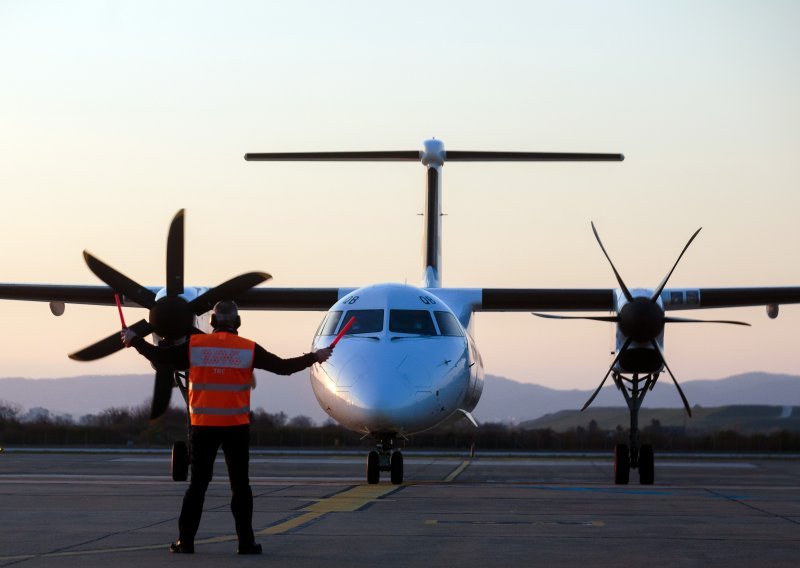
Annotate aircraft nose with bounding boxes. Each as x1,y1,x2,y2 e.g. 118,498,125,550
351,372,417,426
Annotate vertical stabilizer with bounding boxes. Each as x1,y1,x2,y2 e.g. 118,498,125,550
421,139,445,288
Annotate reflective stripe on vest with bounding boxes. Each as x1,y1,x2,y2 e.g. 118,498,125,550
188,332,255,427
189,346,253,369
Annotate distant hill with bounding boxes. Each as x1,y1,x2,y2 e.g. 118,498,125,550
521,405,800,433
1,371,799,425
0,372,329,423
474,372,800,424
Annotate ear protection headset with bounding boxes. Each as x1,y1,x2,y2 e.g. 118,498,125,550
211,300,241,331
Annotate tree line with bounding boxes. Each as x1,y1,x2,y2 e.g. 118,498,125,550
1,399,799,452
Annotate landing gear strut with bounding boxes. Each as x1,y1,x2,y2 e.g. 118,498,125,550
612,371,658,485
366,435,403,485
171,370,191,482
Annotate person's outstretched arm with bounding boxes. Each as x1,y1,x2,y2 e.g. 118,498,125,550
254,345,332,375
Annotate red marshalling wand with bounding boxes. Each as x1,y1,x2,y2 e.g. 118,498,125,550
329,316,356,348
114,293,127,329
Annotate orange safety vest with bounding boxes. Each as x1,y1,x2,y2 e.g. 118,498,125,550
188,332,256,427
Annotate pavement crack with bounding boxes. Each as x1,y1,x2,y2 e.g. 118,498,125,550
705,488,800,526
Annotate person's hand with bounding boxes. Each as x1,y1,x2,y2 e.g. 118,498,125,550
314,347,333,363
120,328,137,348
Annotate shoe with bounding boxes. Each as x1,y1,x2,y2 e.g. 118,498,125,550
169,541,194,554
237,542,262,555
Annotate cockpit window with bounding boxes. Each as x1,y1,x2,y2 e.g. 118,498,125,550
341,309,384,334
318,311,343,336
434,311,464,337
389,310,437,336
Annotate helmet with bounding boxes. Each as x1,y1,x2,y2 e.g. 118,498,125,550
210,300,241,331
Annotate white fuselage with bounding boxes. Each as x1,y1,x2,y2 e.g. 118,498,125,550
309,283,484,436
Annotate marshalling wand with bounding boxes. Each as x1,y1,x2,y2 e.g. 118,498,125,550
329,316,356,348
114,293,127,329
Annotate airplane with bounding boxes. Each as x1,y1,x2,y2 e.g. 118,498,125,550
1,138,799,486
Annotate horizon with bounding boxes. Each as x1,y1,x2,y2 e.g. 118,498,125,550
4,370,800,426
2,367,796,384
1,1,799,389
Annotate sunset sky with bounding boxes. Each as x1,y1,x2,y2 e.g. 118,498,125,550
1,1,799,391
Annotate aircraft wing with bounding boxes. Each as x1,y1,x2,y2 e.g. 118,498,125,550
235,287,344,310
0,284,144,307
231,285,800,312
435,287,800,313
660,287,800,310
1,283,799,314
0,283,345,311
477,289,615,311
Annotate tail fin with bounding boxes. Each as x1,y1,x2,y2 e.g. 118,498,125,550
423,151,443,287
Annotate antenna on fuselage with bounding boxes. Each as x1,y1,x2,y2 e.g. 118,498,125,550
244,141,624,288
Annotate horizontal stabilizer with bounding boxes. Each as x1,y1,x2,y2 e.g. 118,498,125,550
245,150,624,162
245,151,420,161
445,151,624,162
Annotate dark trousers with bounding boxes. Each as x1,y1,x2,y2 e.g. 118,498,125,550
178,424,255,546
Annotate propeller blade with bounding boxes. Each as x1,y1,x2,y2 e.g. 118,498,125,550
650,340,692,417
664,316,750,326
187,271,272,315
68,319,153,361
533,313,619,323
650,228,702,302
150,366,175,420
166,209,185,297
582,337,632,411
590,222,633,302
83,252,157,309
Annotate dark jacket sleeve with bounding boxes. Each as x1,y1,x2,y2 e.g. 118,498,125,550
130,336,190,370
253,344,317,375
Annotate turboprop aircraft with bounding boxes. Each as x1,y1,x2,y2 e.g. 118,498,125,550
2,139,800,486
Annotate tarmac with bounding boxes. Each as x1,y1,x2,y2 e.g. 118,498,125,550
1,449,799,567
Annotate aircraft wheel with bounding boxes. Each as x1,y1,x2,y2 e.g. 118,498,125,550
367,450,380,484
639,444,655,485
614,443,629,485
390,451,404,485
171,441,189,482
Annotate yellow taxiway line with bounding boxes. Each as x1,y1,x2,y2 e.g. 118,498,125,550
0,483,401,562
259,483,401,535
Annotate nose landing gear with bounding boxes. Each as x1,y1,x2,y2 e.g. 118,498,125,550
366,436,403,485
612,372,658,485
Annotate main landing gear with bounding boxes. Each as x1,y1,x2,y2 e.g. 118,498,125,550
366,435,403,485
171,370,190,482
612,371,657,485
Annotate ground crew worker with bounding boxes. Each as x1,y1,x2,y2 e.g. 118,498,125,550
121,300,333,555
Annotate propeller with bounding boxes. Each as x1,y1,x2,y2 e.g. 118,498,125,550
534,222,750,415
69,209,271,419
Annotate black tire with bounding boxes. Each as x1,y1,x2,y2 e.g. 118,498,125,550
614,443,629,485
367,450,380,484
639,444,655,485
390,451,404,485
171,441,189,482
